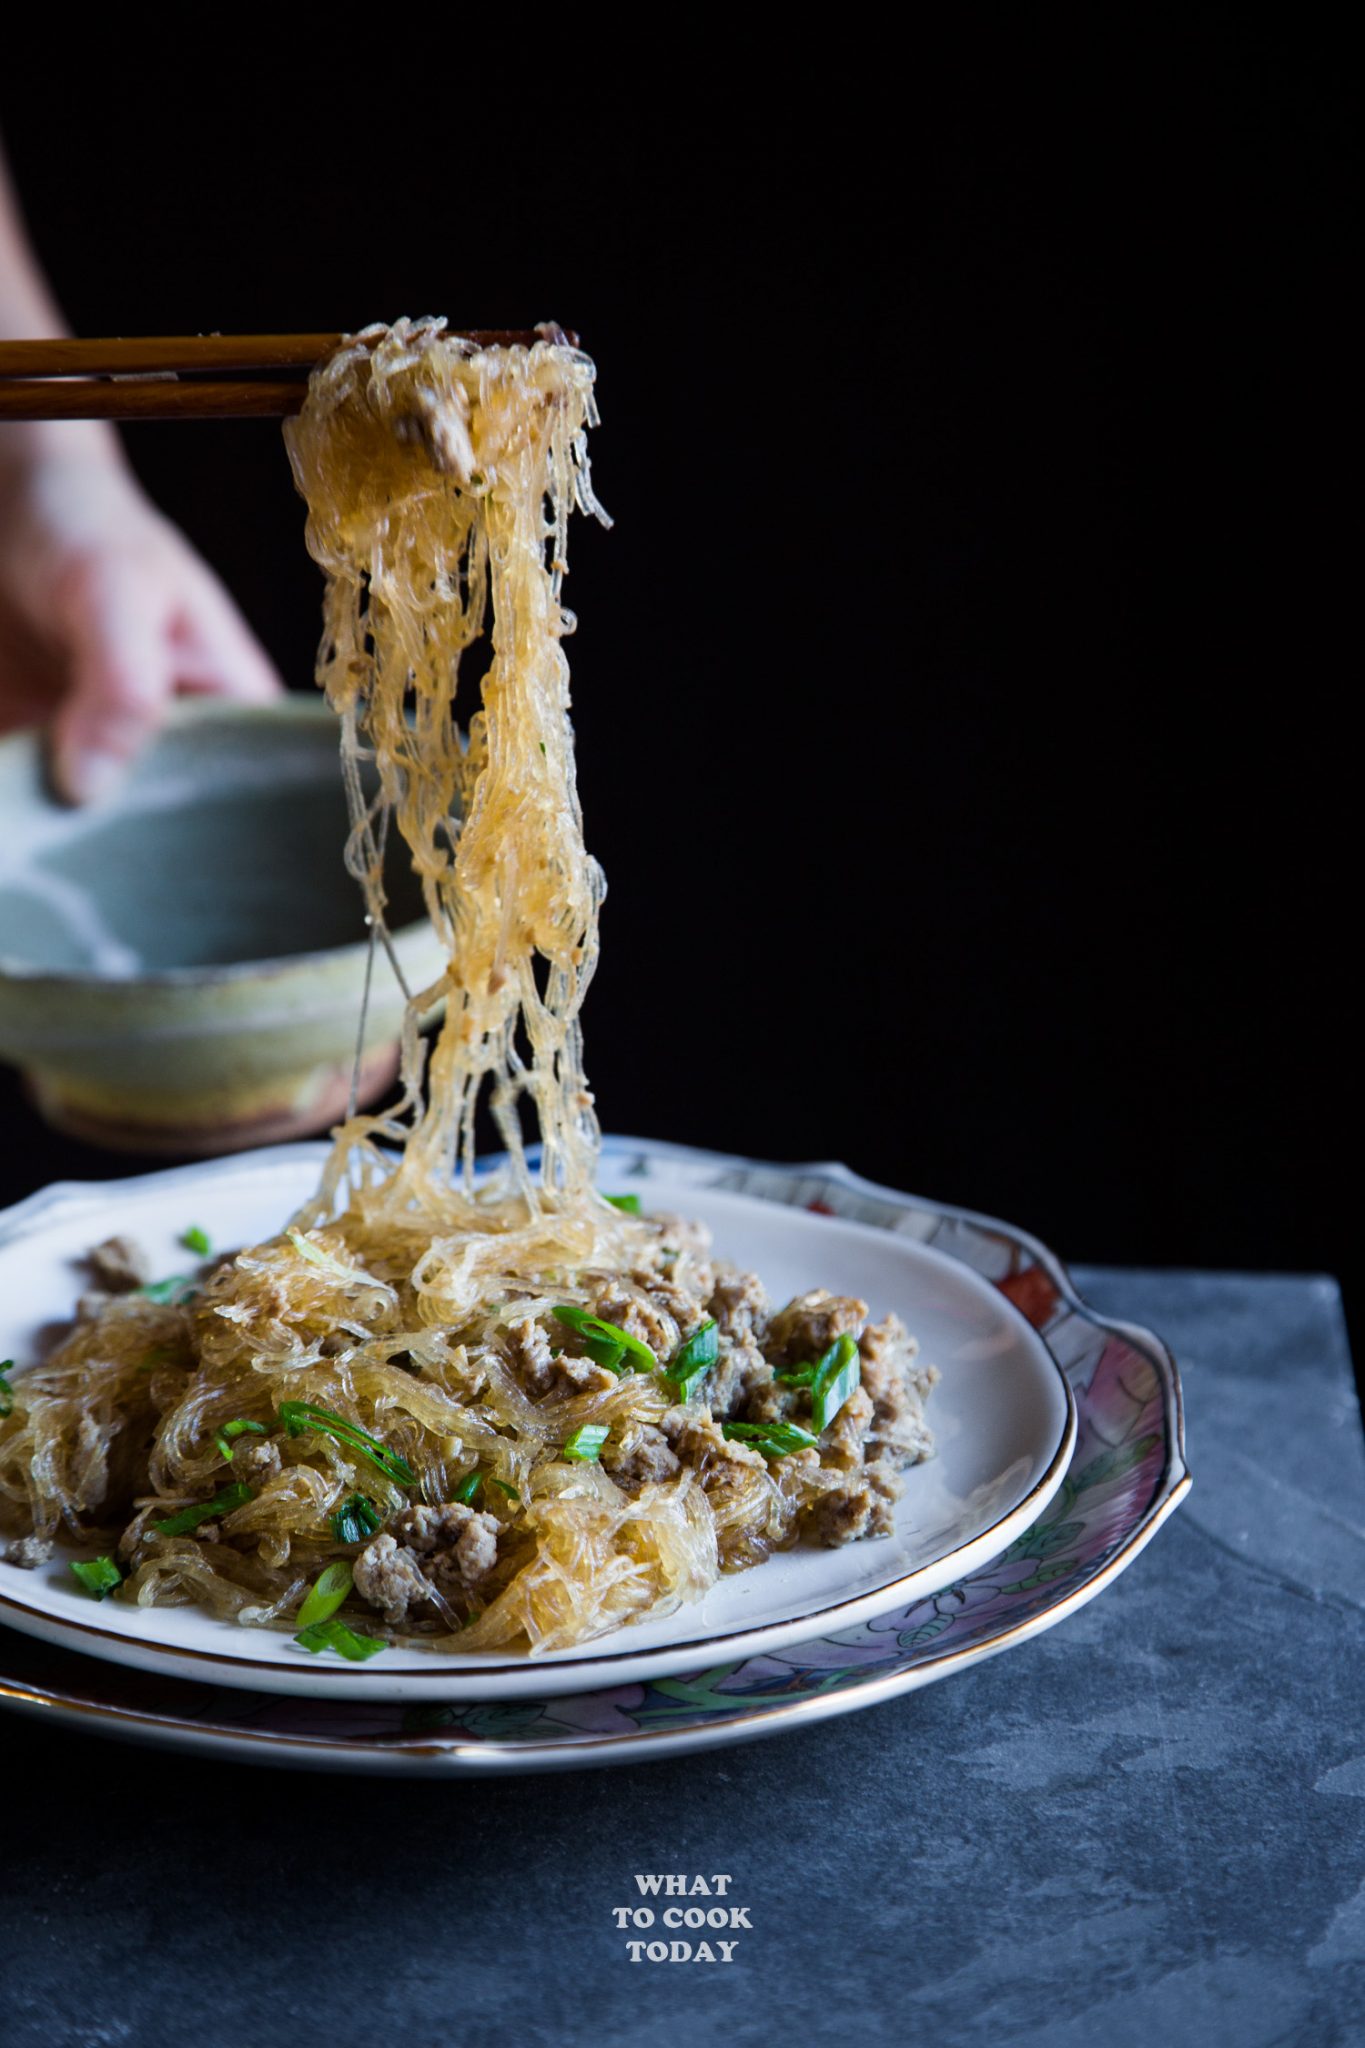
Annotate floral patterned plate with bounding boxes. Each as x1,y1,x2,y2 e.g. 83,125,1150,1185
0,1137,1189,1773
0,1145,1075,1699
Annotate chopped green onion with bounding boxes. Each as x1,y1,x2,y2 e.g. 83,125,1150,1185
180,1225,212,1257
721,1421,819,1458
452,1467,520,1508
330,1494,383,1544
605,1192,641,1214
286,1229,383,1291
296,1560,354,1632
661,1319,719,1400
810,1333,862,1433
774,1362,817,1387
0,1362,13,1418
140,1274,196,1305
214,1417,267,1462
277,1401,415,1487
70,1555,122,1599
584,1337,627,1375
552,1304,655,1374
154,1481,253,1537
561,1423,610,1463
294,1617,386,1662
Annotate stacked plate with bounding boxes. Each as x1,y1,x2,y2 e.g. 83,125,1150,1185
0,1136,1189,1774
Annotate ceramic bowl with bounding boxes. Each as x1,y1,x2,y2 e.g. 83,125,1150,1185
0,699,444,1153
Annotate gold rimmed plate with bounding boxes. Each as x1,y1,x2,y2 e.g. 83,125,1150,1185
0,1139,1187,1772
0,1140,1075,1702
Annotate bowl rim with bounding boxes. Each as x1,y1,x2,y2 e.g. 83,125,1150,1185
0,698,440,992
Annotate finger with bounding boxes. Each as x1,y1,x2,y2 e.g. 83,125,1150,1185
167,558,285,704
49,561,173,804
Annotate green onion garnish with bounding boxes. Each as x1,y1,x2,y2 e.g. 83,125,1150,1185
70,1555,122,1599
552,1304,655,1374
721,1421,819,1458
285,1229,382,1290
450,1468,520,1507
809,1332,862,1433
295,1560,354,1632
661,1319,719,1400
330,1494,383,1544
605,1192,641,1214
140,1274,196,1305
154,1481,253,1537
214,1417,267,1462
562,1424,610,1463
0,1362,13,1418
277,1401,415,1487
181,1225,212,1257
294,1617,386,1662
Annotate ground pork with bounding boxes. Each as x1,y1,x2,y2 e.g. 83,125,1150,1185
353,1502,502,1625
392,1503,501,1581
763,1289,868,1370
630,1276,713,1342
231,1438,283,1484
550,1353,621,1396
660,1405,768,1477
501,1315,556,1392
857,1315,939,1468
84,1236,150,1292
703,1334,773,1421
707,1268,769,1344
646,1212,713,1260
807,1465,901,1546
4,1533,54,1568
603,1423,681,1490
866,1404,936,1468
500,1315,616,1400
735,1371,799,1427
352,1534,432,1625
819,1382,876,1472
578,1279,681,1360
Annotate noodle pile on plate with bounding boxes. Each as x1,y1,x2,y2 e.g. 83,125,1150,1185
0,322,936,1656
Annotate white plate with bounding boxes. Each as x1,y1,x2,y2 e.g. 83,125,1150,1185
0,1142,1075,1700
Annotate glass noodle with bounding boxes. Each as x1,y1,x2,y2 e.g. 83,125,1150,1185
0,324,935,1655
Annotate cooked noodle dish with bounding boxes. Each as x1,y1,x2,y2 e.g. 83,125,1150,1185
0,323,937,1659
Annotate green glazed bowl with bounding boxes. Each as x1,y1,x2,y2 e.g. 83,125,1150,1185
0,699,444,1154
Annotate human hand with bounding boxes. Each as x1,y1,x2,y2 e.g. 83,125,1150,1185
0,449,282,802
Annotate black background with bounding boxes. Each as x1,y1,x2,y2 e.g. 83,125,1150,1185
0,26,1356,1356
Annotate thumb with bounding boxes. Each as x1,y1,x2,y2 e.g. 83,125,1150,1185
49,563,172,804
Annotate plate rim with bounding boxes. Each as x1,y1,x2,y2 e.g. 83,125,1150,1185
0,1144,1077,1697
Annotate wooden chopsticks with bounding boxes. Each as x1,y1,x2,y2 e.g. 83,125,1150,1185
0,332,547,420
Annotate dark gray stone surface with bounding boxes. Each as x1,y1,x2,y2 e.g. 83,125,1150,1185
4,1269,1361,2048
